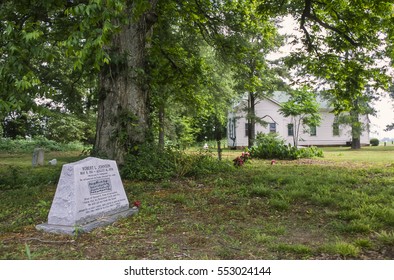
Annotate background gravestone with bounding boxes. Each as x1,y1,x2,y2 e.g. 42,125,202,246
36,157,138,235
32,148,44,166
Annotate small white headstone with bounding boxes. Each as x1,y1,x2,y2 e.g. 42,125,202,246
48,159,57,165
36,157,138,235
32,148,45,166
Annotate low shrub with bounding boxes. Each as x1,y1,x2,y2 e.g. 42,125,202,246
370,138,379,146
249,133,323,160
121,143,233,181
0,137,86,153
296,146,324,158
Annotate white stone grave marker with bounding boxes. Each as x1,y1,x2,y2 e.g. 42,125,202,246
36,157,138,235
32,148,45,166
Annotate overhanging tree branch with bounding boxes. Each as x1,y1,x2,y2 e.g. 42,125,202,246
300,0,360,52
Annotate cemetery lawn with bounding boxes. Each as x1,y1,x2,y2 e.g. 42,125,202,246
1,147,394,260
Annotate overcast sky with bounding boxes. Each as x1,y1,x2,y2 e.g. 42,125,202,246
370,95,394,139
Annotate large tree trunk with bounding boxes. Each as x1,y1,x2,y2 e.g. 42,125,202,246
351,136,361,149
94,4,157,164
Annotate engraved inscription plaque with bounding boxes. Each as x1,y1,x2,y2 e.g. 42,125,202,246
88,179,112,195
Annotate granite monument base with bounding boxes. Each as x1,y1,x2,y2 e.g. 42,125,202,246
36,207,138,235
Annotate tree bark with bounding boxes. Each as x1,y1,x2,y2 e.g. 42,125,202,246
248,92,256,148
351,112,361,149
293,118,299,147
94,3,157,164
214,115,222,160
350,100,361,150
158,102,165,150
351,136,361,149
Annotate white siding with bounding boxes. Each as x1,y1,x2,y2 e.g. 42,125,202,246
228,97,370,148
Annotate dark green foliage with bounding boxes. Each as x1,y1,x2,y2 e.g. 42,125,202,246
44,112,96,144
249,133,293,159
121,143,233,181
1,112,43,139
0,137,85,153
1,110,96,145
370,138,380,146
249,133,323,160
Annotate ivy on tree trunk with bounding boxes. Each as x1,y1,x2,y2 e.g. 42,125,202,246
94,4,157,164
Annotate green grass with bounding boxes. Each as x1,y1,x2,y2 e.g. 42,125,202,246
322,145,394,163
321,241,361,258
376,230,394,245
1,146,394,259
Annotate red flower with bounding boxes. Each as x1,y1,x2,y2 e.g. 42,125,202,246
133,201,142,208
234,151,251,167
233,156,244,167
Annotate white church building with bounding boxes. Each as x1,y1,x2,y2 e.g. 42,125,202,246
227,91,370,148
